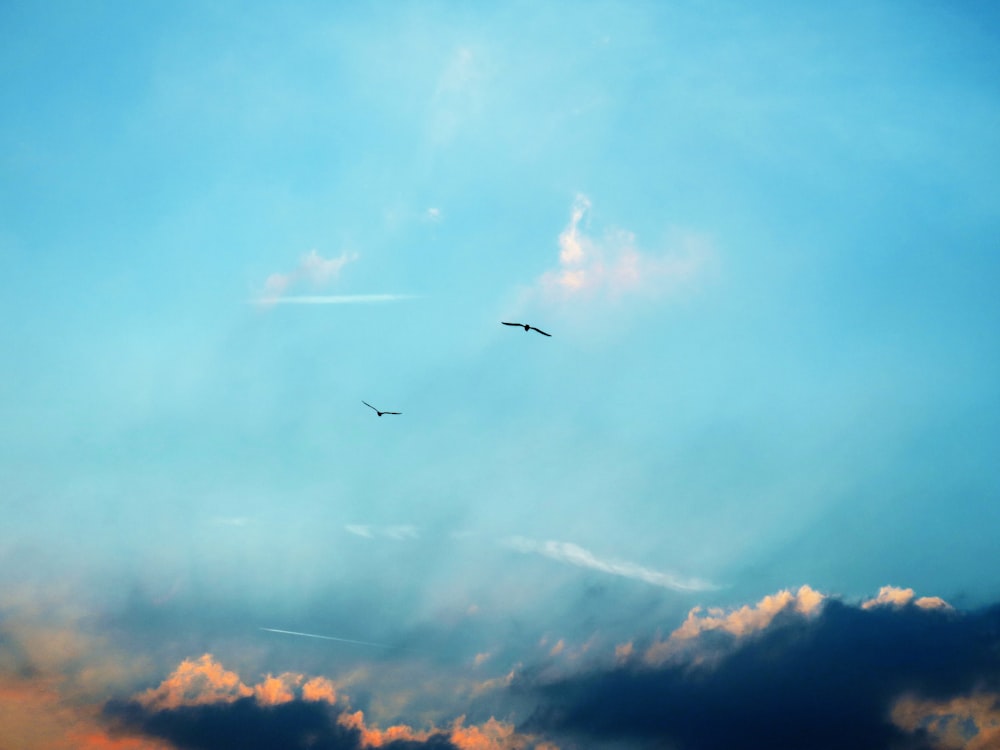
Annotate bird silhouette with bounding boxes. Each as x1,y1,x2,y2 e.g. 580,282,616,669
502,321,551,336
363,401,401,417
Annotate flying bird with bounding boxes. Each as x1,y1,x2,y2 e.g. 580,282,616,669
363,401,401,417
502,321,551,336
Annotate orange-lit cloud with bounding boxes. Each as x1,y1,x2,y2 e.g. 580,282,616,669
124,654,551,749
645,585,826,665
302,676,338,703
137,654,253,710
614,641,634,664
135,654,343,711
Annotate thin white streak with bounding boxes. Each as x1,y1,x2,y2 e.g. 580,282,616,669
505,536,717,592
260,627,389,649
251,294,418,305
346,524,418,540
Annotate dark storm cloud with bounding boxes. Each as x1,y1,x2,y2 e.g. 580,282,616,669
105,696,458,750
516,599,1000,750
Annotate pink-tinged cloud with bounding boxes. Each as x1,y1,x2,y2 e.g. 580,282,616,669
538,194,712,303
892,691,1000,750
645,585,826,665
257,249,358,305
862,585,951,610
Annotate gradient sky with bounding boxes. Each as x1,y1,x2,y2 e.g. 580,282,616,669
2,2,1000,749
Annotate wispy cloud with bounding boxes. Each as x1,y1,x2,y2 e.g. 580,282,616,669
537,194,712,303
504,536,716,592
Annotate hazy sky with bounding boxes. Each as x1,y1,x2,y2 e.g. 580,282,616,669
2,2,999,749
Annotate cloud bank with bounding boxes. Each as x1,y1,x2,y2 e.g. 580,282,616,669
517,587,1000,750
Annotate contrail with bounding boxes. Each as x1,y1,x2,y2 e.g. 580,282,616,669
251,294,418,305
260,627,390,648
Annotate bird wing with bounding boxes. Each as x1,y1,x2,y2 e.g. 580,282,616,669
385,411,401,415
362,401,378,412
501,321,522,327
529,326,552,336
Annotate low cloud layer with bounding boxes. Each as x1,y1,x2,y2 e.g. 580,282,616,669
4,585,998,749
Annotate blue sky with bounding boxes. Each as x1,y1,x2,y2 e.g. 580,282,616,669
2,2,1000,748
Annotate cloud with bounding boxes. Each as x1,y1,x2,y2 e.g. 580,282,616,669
537,194,712,303
137,655,254,711
254,249,359,305
644,585,825,665
504,536,716,592
106,655,548,750
0,597,167,749
516,586,1000,750
346,524,419,541
862,585,951,611
892,691,1000,750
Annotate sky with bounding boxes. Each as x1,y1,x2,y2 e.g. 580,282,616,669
2,1,999,748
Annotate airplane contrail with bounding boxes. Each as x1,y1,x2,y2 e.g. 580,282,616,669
259,627,390,648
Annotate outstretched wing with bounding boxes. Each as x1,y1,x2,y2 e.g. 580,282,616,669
362,401,378,412
528,326,551,336
501,321,522,327
384,411,402,415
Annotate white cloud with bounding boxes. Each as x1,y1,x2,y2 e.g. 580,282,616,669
504,536,716,592
346,524,419,541
538,194,712,303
